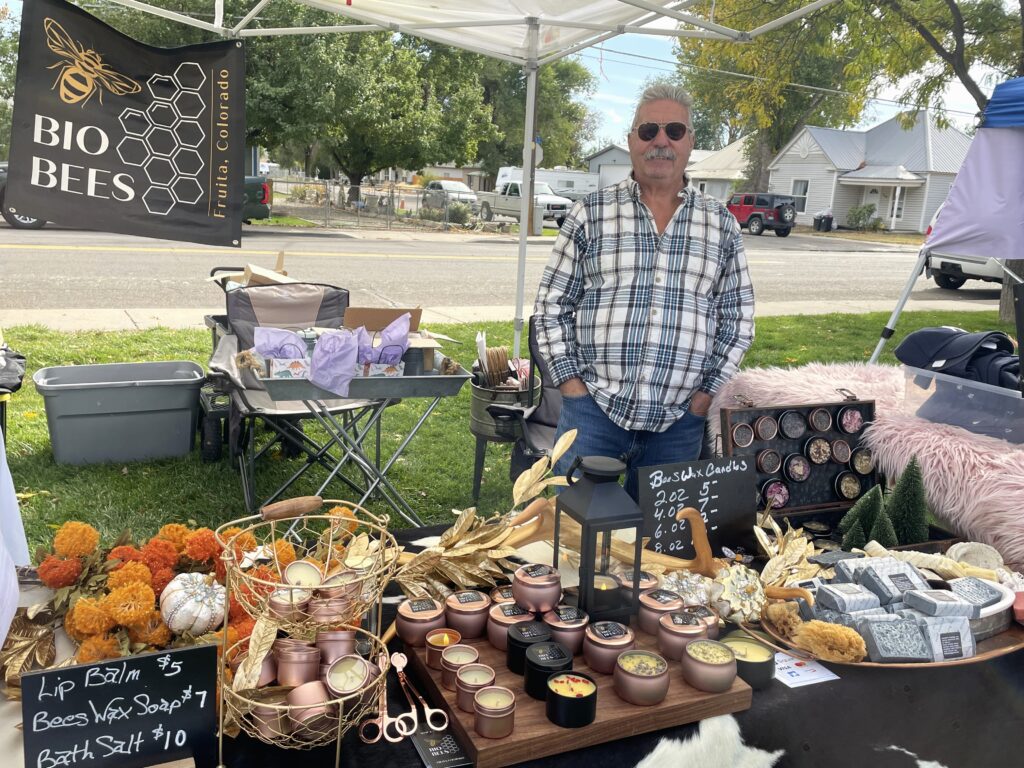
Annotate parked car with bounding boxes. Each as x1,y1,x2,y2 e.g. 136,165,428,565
476,181,572,226
726,192,797,237
422,180,478,212
924,206,1003,290
0,162,47,229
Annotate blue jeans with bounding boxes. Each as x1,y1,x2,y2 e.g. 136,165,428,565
552,393,707,500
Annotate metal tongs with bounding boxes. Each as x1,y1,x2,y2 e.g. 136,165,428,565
391,651,449,733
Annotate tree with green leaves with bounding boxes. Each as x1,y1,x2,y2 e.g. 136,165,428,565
886,457,930,545
0,7,18,161
839,484,884,550
868,508,899,548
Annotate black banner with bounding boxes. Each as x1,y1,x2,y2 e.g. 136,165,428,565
6,0,245,246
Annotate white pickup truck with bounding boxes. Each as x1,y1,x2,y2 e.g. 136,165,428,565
476,181,574,226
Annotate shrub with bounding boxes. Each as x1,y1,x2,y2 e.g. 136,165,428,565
418,206,445,222
417,172,440,188
447,202,472,225
846,203,876,231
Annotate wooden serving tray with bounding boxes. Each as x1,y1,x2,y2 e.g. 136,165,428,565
406,625,752,768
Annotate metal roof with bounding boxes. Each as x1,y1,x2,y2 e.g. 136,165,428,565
838,164,925,185
687,135,752,180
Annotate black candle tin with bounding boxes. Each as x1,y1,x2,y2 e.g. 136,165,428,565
756,448,782,474
835,471,863,500
808,407,833,432
506,621,552,675
851,446,874,475
731,422,755,448
783,453,811,483
545,671,597,728
838,406,865,434
804,436,832,465
524,642,573,700
779,410,808,439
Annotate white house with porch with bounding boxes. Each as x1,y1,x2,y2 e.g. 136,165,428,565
767,112,971,232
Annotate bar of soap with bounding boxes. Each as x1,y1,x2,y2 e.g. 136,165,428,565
795,578,825,596
897,608,929,620
917,616,976,662
884,601,906,614
904,589,977,619
834,556,894,583
856,561,930,605
797,598,816,621
949,577,1003,612
854,613,901,635
813,607,847,625
817,583,882,613
808,551,864,568
861,619,931,663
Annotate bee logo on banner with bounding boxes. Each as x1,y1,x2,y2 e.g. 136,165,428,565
6,0,245,247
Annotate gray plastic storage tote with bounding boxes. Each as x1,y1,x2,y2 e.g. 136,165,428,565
33,361,204,465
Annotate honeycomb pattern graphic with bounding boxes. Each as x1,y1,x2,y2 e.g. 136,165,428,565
116,63,207,216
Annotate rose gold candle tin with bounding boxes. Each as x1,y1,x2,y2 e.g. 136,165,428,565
512,564,562,614
542,605,589,655
679,604,721,639
274,646,321,687
657,612,709,661
456,663,496,713
323,654,370,698
316,629,357,665
637,588,684,635
283,560,324,588
251,691,289,741
613,570,659,597
490,585,515,604
268,588,311,622
473,686,516,739
487,602,535,651
425,628,462,670
308,596,353,624
230,649,277,688
613,650,670,706
440,644,480,691
682,639,738,693
582,621,635,674
396,597,446,647
445,590,493,638
286,680,336,737
317,570,361,599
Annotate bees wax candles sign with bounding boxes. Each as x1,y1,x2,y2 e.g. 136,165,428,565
20,645,217,768
6,0,245,246
639,458,757,560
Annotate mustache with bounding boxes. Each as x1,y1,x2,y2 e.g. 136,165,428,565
643,148,676,161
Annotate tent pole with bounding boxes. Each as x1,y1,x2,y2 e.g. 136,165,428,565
513,18,540,358
869,247,929,363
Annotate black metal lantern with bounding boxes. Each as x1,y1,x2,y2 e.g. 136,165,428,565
552,456,644,623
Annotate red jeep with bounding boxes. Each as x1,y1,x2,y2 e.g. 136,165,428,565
727,193,797,237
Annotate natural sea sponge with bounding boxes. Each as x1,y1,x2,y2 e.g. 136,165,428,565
792,620,867,663
764,600,803,639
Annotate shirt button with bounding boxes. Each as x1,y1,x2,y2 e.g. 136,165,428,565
652,309,658,316
655,276,663,284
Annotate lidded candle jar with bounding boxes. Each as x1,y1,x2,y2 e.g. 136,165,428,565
396,597,446,647
323,654,369,699
546,672,597,729
682,639,738,693
613,650,670,706
512,564,562,613
657,611,709,660
679,604,721,639
524,642,573,701
274,644,321,687
316,629,356,665
318,570,361,600
444,590,493,638
425,628,461,670
506,621,553,675
268,588,311,622
284,560,324,588
490,585,515,604
542,605,589,654
440,644,480,691
613,570,659,598
582,621,635,674
251,690,289,741
286,680,336,738
308,596,352,624
474,686,516,739
487,602,535,651
637,588,684,635
456,663,496,713
230,649,277,688
721,636,776,690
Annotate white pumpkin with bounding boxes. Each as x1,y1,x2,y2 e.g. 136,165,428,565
160,572,226,635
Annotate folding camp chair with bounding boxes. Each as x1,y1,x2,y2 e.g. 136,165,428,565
206,281,388,514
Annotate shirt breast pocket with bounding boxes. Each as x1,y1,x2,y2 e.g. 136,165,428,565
683,252,717,298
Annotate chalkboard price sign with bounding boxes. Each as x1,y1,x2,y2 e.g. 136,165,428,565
21,644,217,768
639,457,757,559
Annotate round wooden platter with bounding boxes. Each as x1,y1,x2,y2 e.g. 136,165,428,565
756,612,1024,669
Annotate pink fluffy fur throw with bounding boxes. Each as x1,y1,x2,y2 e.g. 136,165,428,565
710,362,1024,570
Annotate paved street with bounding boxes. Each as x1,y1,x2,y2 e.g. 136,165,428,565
0,223,999,330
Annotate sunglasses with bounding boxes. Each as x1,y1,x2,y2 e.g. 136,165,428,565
632,122,690,142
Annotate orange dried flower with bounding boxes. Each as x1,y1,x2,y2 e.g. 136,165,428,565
38,555,82,589
107,545,143,565
184,528,221,563
270,539,296,567
63,604,88,643
102,583,156,626
237,564,277,607
107,561,152,590
228,596,247,623
156,523,192,552
151,567,175,597
220,527,258,552
229,616,256,642
141,538,179,571
76,634,121,664
128,610,172,648
299,556,324,572
328,506,359,533
53,521,100,558
71,596,115,635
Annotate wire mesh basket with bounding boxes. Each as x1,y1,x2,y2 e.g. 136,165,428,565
215,496,400,638
222,626,389,750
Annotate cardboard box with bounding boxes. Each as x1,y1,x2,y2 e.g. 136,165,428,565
342,307,440,372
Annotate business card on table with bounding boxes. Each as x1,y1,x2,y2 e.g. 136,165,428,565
773,652,840,688
409,722,472,768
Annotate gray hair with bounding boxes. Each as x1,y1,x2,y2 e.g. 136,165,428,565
632,83,693,127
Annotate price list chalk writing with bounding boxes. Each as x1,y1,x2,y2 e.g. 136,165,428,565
21,645,217,768
640,458,757,560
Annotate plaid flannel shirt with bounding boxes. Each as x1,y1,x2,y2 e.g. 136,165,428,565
534,176,755,432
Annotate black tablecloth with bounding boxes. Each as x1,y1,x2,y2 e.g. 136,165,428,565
223,526,1024,768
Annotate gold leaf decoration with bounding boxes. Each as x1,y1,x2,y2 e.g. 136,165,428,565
513,456,550,506
0,612,56,694
439,508,477,548
550,428,577,466
233,617,276,692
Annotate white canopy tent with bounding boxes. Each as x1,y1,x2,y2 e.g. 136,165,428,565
101,0,841,353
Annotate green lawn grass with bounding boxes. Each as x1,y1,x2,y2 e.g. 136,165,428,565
3,311,1012,554
246,215,318,228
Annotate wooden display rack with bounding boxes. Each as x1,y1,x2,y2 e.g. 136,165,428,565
407,623,752,768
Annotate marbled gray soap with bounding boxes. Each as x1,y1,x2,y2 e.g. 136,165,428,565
862,619,932,663
813,607,847,625
917,616,976,662
795,578,826,596
854,613,902,635
835,556,894,584
856,561,930,605
797,598,815,621
897,608,929,620
904,590,977,619
884,601,906,614
817,583,882,613
949,577,1003,612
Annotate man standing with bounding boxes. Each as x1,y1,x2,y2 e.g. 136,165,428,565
533,83,755,499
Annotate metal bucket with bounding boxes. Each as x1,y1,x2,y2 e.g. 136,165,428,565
469,380,539,440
